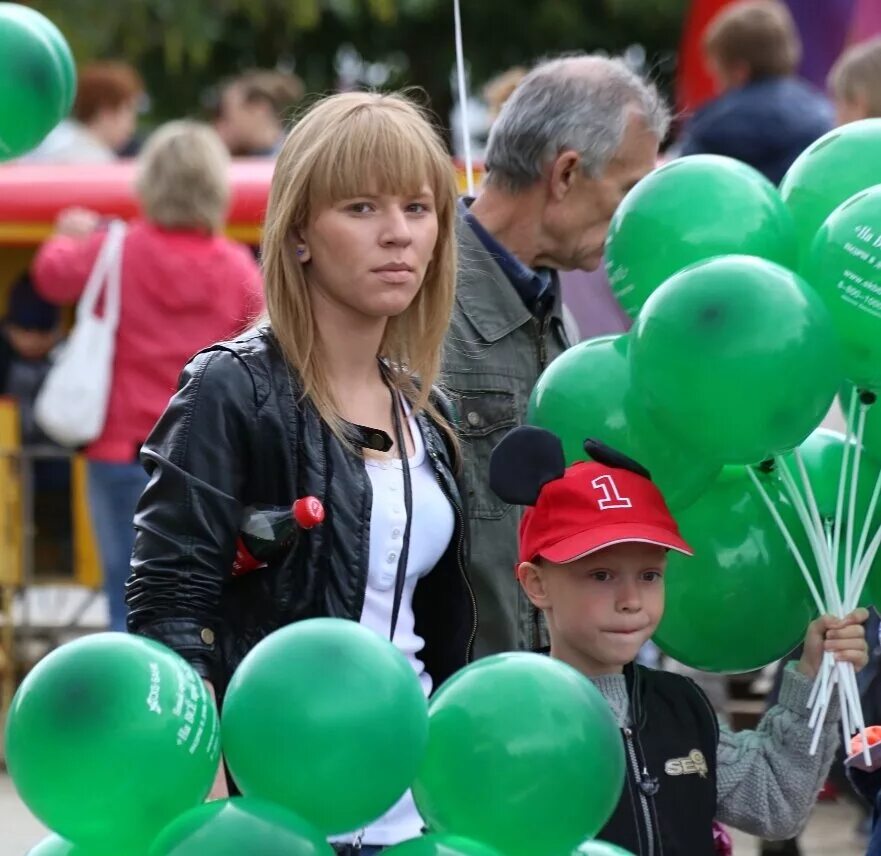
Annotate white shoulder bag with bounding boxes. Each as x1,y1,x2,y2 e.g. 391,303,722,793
35,219,126,448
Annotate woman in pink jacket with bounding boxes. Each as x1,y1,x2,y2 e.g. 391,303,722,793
32,120,264,631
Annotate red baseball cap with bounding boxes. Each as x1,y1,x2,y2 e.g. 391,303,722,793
519,459,693,565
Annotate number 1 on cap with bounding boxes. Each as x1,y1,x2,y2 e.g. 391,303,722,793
592,474,633,510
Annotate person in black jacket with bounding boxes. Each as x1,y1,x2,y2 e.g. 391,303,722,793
126,91,476,854
490,427,869,855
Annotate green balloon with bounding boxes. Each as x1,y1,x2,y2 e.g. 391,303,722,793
27,836,91,856
575,842,635,856
527,334,720,510
5,633,220,855
606,154,797,317
781,119,881,262
630,255,843,465
654,467,816,672
149,797,333,856
384,834,506,856
222,618,428,835
785,428,880,525
0,10,66,160
0,4,76,114
413,653,625,856
808,186,881,389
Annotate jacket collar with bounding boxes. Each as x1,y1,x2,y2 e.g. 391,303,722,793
456,210,565,343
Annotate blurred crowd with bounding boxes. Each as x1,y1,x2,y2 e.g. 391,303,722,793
3,2,881,853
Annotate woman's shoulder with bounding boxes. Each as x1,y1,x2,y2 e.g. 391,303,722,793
184,327,285,406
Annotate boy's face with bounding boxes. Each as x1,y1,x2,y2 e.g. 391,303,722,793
518,542,668,675
4,324,59,360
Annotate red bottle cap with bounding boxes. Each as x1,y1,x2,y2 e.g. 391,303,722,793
293,496,325,529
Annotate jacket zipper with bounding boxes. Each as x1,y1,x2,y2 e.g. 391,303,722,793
623,726,654,856
428,448,477,662
533,315,551,372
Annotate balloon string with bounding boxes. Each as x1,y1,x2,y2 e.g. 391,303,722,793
809,671,837,755
777,456,835,604
852,402,881,607
452,0,475,196
848,513,881,612
746,467,825,615
792,449,835,572
832,387,858,618
845,402,869,607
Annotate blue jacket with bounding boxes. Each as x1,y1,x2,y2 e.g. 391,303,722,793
680,76,834,185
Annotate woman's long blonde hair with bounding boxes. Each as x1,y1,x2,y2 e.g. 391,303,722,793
260,91,459,449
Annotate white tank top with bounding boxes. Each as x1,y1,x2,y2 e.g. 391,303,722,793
335,407,455,846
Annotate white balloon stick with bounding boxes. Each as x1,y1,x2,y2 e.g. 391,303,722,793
453,0,475,196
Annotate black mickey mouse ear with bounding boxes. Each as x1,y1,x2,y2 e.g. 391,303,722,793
490,426,566,506
584,438,652,481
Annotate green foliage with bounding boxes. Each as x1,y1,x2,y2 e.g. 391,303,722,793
27,0,688,130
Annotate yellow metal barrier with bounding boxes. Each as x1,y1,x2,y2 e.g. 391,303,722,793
0,397,22,586
72,455,102,588
0,397,21,721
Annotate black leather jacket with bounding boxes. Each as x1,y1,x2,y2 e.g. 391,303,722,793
126,329,476,698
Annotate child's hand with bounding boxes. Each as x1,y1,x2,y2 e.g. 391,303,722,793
797,608,870,680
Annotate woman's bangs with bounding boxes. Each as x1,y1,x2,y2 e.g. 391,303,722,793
308,106,447,210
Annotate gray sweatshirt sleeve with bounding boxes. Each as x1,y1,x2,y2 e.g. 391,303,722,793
715,663,841,839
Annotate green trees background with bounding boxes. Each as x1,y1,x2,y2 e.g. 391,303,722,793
28,0,689,132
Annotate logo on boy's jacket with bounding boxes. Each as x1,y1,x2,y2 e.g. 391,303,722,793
664,749,708,778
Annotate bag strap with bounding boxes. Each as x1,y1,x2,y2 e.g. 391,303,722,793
76,219,126,330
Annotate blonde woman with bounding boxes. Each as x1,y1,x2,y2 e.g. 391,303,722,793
126,93,476,851
32,120,263,633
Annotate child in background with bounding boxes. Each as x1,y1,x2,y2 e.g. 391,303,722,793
828,35,881,125
678,0,833,184
489,426,869,855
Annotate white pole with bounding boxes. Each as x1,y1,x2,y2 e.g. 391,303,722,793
452,0,475,196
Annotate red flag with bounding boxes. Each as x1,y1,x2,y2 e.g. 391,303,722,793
676,0,739,114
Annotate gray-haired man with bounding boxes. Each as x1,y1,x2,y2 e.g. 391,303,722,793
444,54,670,657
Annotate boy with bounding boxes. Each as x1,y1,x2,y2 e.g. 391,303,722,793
489,426,869,855
679,0,832,184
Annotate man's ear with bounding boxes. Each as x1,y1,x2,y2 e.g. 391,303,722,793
548,149,582,202
517,561,551,610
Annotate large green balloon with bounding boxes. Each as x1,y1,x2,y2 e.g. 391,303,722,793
149,797,333,856
222,618,428,835
5,633,220,855
654,467,816,672
808,186,881,389
527,334,719,510
575,842,635,856
0,10,66,160
630,255,843,465
27,836,91,856
781,119,881,262
0,4,76,114
606,155,797,316
413,653,625,856
384,834,506,856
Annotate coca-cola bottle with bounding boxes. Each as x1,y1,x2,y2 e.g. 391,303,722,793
232,497,325,576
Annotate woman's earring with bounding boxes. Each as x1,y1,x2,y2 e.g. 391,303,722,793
295,247,306,258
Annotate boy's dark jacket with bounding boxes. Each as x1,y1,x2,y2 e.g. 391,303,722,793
599,662,720,855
